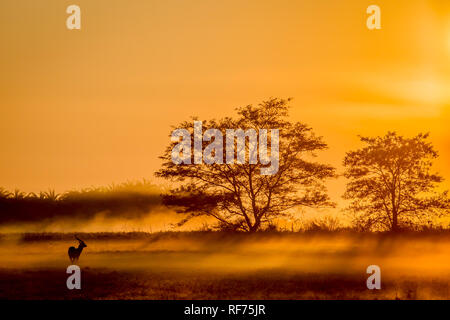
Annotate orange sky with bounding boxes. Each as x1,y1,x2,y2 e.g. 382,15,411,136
1,0,449,212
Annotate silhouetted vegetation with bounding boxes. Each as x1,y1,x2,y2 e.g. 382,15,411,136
0,180,163,224
343,132,450,232
2,106,450,233
156,98,336,232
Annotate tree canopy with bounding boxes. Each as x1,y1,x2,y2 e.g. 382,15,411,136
343,132,450,231
156,98,335,231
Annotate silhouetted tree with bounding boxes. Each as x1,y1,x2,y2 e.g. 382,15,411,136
156,98,335,232
343,132,450,232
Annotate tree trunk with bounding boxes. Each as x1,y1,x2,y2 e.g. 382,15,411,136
249,218,261,232
392,210,398,232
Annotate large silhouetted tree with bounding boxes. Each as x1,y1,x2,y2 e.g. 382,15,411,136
156,98,335,232
343,132,450,231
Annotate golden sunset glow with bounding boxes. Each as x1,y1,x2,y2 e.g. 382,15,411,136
0,0,448,195
1,1,450,302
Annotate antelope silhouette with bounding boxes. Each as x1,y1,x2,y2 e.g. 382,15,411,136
68,236,87,264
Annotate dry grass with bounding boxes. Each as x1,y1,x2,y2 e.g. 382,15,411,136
0,231,449,299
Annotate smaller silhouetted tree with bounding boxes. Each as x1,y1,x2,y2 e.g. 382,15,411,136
343,132,449,231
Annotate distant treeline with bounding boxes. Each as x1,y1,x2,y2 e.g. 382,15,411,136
0,180,163,224
5,228,450,244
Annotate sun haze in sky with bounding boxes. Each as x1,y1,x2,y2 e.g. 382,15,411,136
1,0,449,210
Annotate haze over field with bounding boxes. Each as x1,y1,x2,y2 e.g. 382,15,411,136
1,232,449,299
0,1,449,300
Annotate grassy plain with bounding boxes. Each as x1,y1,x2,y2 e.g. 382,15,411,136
0,232,449,299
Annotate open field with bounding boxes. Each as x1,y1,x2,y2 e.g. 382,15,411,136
0,232,449,299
